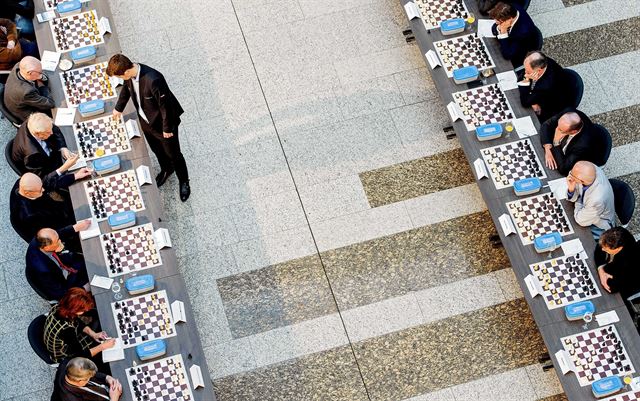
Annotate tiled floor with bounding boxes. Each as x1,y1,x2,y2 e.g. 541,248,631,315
0,0,639,400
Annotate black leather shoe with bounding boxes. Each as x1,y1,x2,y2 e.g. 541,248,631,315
155,170,174,188
179,181,191,202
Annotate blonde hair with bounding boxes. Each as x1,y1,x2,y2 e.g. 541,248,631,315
65,357,97,381
27,113,53,135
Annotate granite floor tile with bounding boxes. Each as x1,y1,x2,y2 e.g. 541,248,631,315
217,255,337,338
0,295,48,336
537,394,569,401
334,75,405,120
592,104,640,147
167,208,239,259
234,0,304,33
359,148,475,208
320,211,510,310
591,51,640,113
543,17,640,66
393,68,439,105
611,171,640,235
352,299,546,401
0,331,54,399
527,0,565,16
204,337,257,380
0,257,34,300
403,183,486,228
212,346,369,401
333,45,424,85
6,388,54,401
388,100,453,152
525,364,564,400
494,268,525,300
268,89,344,137
296,0,376,19
401,388,457,401
603,141,640,179
297,175,370,223
451,367,538,401
562,0,597,6
566,62,611,116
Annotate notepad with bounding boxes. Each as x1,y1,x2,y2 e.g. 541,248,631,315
54,107,76,126
41,51,61,71
79,218,100,240
91,275,114,290
102,338,125,362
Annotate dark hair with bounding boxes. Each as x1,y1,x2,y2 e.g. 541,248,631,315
57,288,95,320
489,2,516,21
526,51,548,69
599,227,632,250
106,54,134,76
36,229,55,248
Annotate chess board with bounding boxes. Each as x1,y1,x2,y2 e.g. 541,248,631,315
452,84,514,131
529,253,600,309
100,223,162,277
44,0,69,11
561,325,634,386
481,139,547,189
126,355,193,401
73,115,131,161
415,0,469,29
60,62,116,107
434,34,495,78
49,10,104,52
506,192,574,245
604,391,640,401
84,170,145,221
111,290,176,348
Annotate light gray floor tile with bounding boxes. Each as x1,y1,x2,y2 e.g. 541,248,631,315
204,337,257,379
451,367,538,401
494,268,524,301
269,89,345,136
591,51,640,112
603,141,640,179
0,258,33,301
6,388,54,401
527,0,565,16
0,295,49,336
235,0,304,32
297,175,370,223
0,261,7,303
168,208,239,259
401,388,457,401
334,75,405,119
0,331,54,399
296,0,376,17
565,63,611,116
118,29,172,60
393,67,439,105
525,364,564,400
333,45,424,85
389,100,451,148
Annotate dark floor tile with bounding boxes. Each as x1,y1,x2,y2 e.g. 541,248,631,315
352,299,546,401
213,346,369,401
320,211,510,310
561,0,595,6
359,148,474,207
612,171,640,235
538,394,569,401
217,255,337,338
592,104,640,148
543,17,640,66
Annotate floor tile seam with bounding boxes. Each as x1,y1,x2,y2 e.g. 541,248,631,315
228,1,374,398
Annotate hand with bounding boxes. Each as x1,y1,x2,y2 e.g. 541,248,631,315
497,20,511,34
598,268,613,292
61,148,73,160
6,40,15,49
162,131,174,138
566,174,577,193
73,167,92,180
544,148,557,170
92,331,109,341
100,338,116,351
108,378,122,400
112,109,122,119
59,152,79,173
73,219,92,232
532,104,541,115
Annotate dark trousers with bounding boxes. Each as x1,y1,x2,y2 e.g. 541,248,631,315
139,119,189,183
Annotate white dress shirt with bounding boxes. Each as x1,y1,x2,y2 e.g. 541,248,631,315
132,64,150,123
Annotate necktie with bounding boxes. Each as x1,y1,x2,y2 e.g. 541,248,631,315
52,252,78,274
40,140,51,156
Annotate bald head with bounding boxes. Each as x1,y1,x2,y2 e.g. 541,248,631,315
19,56,43,82
36,228,58,249
558,112,584,134
525,51,548,70
18,173,44,199
572,161,597,185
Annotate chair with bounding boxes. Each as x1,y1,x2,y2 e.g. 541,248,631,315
25,266,58,305
627,292,640,328
5,138,21,175
0,70,9,85
0,83,22,128
27,314,58,367
609,178,636,227
563,68,584,109
534,27,544,52
593,124,612,167
522,0,531,10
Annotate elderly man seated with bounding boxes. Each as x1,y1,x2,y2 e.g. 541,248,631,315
595,227,640,298
4,56,55,122
566,161,615,240
52,357,122,401
540,108,605,175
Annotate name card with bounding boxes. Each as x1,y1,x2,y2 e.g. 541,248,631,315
524,274,541,298
404,2,420,20
98,17,111,36
125,119,141,138
425,50,441,69
446,101,461,122
498,213,516,237
190,365,205,389
554,350,575,375
561,238,585,258
153,228,172,249
136,165,152,186
171,300,186,323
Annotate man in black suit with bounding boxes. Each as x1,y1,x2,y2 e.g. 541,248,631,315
106,54,190,201
25,227,90,301
478,0,527,15
489,2,541,68
540,108,606,175
10,171,90,243
518,51,572,122
4,56,55,122
12,112,79,181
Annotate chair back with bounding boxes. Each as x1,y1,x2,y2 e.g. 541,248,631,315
25,265,57,304
5,138,22,175
609,178,636,227
27,314,57,366
592,124,613,167
534,27,543,51
563,69,584,109
0,83,21,127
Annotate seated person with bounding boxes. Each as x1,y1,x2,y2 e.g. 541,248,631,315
595,227,640,299
12,113,77,179
540,108,604,175
566,161,615,239
489,2,541,68
0,0,35,38
52,357,122,401
26,227,91,301
44,288,116,364
518,51,572,122
4,56,54,122
0,18,37,70
478,0,527,15
10,171,90,243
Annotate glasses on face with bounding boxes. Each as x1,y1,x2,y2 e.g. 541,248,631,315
568,170,585,184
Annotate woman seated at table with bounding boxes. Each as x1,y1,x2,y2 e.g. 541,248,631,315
43,288,116,368
595,226,640,299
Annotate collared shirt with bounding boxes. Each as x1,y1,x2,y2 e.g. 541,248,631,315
132,64,150,123
496,11,520,39
42,250,69,278
562,134,577,153
33,135,51,156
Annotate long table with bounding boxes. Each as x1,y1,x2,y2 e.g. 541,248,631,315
400,1,640,399
31,2,216,400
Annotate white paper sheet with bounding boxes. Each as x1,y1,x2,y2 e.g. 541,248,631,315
548,178,569,200
496,70,519,91
41,51,61,71
102,338,125,363
595,311,620,326
91,275,114,289
54,107,76,126
79,218,100,240
561,238,585,257
513,116,538,138
477,19,496,38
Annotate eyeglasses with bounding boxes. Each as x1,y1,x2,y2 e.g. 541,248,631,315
568,170,586,184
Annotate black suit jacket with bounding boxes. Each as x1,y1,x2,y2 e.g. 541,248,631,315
9,177,76,242
12,119,66,178
491,5,541,68
478,0,527,15
518,57,571,122
114,64,184,135
594,231,640,300
540,108,603,175
4,65,55,123
25,226,87,301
